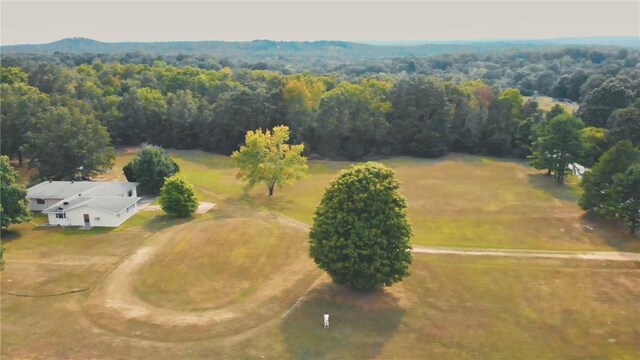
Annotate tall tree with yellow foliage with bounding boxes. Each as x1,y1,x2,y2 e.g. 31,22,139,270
232,125,308,196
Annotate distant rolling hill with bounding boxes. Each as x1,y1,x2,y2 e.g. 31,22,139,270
1,37,638,59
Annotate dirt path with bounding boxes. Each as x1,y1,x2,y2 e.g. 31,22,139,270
412,246,640,261
273,215,640,262
85,216,317,330
88,240,237,326
83,212,638,338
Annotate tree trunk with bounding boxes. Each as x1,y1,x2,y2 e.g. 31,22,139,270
556,160,565,184
268,182,275,196
18,150,23,167
631,221,637,235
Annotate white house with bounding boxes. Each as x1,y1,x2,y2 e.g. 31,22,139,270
26,181,141,227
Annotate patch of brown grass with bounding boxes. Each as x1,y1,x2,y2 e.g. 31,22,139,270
134,217,316,311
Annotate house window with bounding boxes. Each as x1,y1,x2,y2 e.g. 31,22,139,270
36,199,45,204
55,213,66,219
128,190,133,197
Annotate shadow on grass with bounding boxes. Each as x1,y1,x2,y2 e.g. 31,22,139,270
1,229,22,244
579,212,640,252
527,173,581,202
281,283,405,360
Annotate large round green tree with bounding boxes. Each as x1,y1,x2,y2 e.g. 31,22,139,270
309,162,412,290
26,106,115,180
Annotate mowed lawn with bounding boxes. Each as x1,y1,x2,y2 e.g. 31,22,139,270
2,149,639,359
279,255,640,360
157,150,637,251
134,218,309,311
3,252,639,359
20,148,637,252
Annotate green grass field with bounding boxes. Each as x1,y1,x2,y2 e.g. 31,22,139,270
161,150,636,252
2,149,639,359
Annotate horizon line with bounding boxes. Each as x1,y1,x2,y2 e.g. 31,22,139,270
3,35,638,47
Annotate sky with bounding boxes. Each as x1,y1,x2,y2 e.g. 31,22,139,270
1,1,639,45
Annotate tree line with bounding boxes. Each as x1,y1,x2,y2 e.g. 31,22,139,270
2,57,638,170
1,48,639,233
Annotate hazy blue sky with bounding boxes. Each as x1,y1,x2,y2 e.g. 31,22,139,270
1,1,638,45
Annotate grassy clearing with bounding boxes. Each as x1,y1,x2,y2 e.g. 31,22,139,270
97,149,638,251
214,152,635,251
524,95,578,113
391,156,636,251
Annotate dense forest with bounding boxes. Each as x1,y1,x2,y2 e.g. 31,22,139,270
3,41,640,88
1,44,639,180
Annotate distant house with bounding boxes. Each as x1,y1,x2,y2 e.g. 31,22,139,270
26,181,141,227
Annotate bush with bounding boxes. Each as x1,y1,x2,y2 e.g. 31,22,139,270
123,145,179,195
159,176,198,217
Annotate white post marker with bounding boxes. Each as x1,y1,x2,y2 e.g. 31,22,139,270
323,313,330,329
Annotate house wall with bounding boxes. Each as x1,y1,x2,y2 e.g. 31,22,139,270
29,198,64,212
48,213,72,226
60,202,138,227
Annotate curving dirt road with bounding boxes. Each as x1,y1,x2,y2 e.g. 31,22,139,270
85,215,319,331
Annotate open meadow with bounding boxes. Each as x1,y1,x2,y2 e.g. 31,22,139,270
2,150,639,359
523,95,579,113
